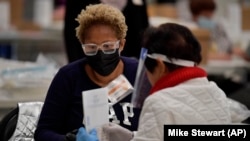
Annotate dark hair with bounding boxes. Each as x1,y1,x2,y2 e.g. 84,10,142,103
189,0,216,17
142,23,202,73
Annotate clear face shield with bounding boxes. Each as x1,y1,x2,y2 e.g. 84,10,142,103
131,48,152,108
131,48,196,108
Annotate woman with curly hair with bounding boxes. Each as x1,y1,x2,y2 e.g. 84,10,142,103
63,0,149,63
34,4,141,141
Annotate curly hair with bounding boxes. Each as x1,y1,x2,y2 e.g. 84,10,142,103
75,3,128,43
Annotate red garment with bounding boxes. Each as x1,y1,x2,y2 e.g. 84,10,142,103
149,67,207,95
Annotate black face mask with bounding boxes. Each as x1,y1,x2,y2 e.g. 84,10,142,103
87,49,120,76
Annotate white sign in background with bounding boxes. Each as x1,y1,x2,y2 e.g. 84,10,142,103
0,1,10,30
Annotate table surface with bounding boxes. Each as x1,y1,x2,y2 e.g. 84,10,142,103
0,58,54,108
201,57,250,75
0,27,61,109
0,89,46,108
0,29,62,43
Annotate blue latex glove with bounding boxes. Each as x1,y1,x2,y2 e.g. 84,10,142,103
76,127,99,141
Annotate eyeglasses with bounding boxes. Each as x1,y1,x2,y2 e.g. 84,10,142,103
82,40,120,56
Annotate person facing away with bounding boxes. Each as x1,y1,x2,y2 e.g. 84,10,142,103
97,23,232,141
64,0,149,63
34,3,141,141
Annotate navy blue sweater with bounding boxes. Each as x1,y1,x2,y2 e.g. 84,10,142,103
34,57,140,141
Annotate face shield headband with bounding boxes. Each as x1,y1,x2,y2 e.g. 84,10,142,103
147,53,195,67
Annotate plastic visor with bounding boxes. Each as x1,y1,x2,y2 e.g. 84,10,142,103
131,50,196,108
131,48,152,108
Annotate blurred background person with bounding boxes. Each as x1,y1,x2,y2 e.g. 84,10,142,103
189,0,247,95
189,0,249,61
53,0,66,21
189,0,233,60
63,0,149,63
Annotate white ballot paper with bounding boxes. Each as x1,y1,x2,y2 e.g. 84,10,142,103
82,87,109,133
